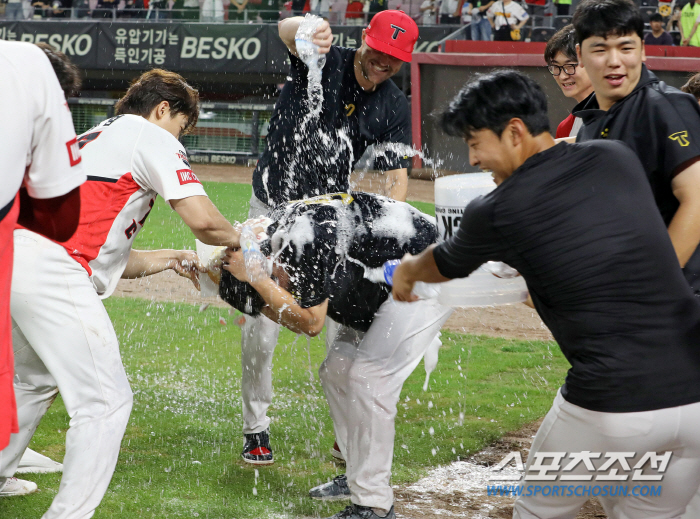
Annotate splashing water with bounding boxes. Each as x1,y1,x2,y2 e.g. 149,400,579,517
351,142,445,196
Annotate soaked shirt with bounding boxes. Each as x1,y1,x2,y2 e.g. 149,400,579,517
433,141,700,413
573,65,700,292
268,192,437,331
252,46,412,207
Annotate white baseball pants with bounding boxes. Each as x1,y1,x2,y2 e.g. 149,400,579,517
0,230,133,519
320,296,452,511
240,194,280,434
513,390,700,519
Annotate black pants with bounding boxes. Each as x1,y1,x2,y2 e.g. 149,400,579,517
494,26,513,41
556,3,569,15
439,14,460,24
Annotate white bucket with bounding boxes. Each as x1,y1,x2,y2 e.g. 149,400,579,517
195,239,224,298
434,173,528,307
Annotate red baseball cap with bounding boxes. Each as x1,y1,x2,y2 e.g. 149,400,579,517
365,10,419,63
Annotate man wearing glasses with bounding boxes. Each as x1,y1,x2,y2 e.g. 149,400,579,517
573,0,700,297
544,25,593,138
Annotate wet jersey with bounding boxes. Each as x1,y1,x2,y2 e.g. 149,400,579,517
252,46,412,207
268,192,437,331
433,141,700,413
61,114,207,298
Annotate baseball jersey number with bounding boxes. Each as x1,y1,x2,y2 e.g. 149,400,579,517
124,198,155,239
77,131,102,150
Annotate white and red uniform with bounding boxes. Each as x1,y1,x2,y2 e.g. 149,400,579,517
0,41,86,452
2,114,205,519
555,113,583,139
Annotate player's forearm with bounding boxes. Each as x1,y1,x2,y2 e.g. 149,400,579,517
392,245,450,301
253,277,327,336
401,245,451,284
122,249,181,279
670,160,700,267
279,16,305,52
667,203,700,267
386,168,408,202
171,195,241,248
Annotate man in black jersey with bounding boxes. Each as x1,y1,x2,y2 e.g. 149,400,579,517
393,70,700,517
217,193,452,519
239,10,420,464
572,2,700,517
572,0,700,295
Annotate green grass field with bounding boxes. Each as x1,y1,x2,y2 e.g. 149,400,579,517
0,182,569,518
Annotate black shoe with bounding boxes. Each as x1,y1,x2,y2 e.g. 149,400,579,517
241,429,273,465
309,474,351,501
324,504,395,519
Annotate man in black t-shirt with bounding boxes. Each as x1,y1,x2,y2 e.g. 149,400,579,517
218,193,452,519
573,3,700,518
393,70,700,517
240,10,420,465
572,0,700,295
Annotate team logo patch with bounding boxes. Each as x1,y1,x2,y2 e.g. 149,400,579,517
390,24,406,39
177,168,201,185
669,131,690,147
345,103,356,116
66,136,82,166
177,151,191,168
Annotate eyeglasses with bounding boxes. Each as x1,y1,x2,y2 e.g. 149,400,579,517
547,63,578,76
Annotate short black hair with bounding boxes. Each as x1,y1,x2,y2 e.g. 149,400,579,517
219,270,266,317
573,0,645,44
441,70,550,140
35,43,82,98
649,12,663,23
545,24,577,63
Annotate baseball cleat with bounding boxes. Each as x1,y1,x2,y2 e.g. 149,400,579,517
0,477,39,497
241,428,273,465
324,504,395,519
16,448,63,474
309,474,351,501
330,441,345,462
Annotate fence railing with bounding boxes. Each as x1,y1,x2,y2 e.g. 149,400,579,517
68,98,275,163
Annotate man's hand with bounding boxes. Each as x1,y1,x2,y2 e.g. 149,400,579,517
391,245,451,302
312,19,333,54
123,249,206,290
279,16,333,57
392,253,420,302
222,248,252,283
171,250,206,290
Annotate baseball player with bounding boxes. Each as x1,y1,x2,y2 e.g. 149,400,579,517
0,40,86,497
8,43,87,479
0,69,246,517
217,192,452,519
239,10,419,464
392,70,700,518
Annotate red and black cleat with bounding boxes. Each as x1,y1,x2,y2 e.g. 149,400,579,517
242,429,274,465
